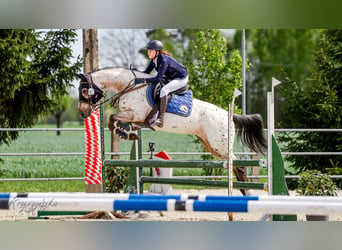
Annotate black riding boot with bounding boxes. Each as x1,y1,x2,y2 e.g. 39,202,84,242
156,96,168,128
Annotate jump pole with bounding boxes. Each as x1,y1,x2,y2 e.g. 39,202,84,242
2,196,342,215
84,108,103,193
105,159,267,191
3,192,342,203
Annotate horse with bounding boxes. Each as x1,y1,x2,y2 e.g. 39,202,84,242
77,67,267,195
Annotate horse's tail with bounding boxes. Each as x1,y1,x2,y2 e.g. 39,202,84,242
233,114,267,154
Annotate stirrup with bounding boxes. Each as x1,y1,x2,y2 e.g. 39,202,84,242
156,118,163,128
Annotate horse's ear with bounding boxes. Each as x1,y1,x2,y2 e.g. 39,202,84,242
77,73,88,82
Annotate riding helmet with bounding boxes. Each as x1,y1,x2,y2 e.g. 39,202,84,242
146,40,163,51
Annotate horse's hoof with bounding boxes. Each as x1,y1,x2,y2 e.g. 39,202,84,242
128,133,140,141
114,121,132,133
114,128,129,141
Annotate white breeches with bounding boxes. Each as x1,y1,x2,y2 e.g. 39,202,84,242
160,75,189,97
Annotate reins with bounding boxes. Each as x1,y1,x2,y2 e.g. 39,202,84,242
109,79,147,108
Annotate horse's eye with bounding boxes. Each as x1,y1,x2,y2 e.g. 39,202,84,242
82,88,89,97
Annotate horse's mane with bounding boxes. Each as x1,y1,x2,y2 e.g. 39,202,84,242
88,66,141,75
88,67,153,81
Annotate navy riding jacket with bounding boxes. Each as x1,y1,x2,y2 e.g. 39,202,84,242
143,53,187,84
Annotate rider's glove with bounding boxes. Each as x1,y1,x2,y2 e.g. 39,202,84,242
135,78,145,84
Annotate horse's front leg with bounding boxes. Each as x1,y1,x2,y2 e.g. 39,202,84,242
108,113,141,141
108,114,140,131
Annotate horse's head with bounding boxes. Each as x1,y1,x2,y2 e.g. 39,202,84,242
77,73,104,119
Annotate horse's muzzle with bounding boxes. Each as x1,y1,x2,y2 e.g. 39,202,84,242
79,109,91,119
78,103,92,119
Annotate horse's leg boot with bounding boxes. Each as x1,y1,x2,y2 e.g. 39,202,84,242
156,96,168,128
114,128,129,141
114,120,132,133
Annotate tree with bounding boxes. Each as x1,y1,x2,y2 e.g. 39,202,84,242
59,97,84,124
184,29,242,109
145,29,189,61
99,29,148,69
0,29,81,145
234,29,317,123
278,29,342,173
51,95,70,136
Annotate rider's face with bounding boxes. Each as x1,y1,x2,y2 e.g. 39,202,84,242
148,50,157,59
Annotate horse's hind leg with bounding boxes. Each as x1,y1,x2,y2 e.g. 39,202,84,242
233,167,248,195
196,135,249,195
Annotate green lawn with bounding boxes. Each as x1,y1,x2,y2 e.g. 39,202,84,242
0,124,269,192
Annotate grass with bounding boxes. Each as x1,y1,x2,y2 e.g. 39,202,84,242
0,180,85,192
0,128,85,178
0,124,269,192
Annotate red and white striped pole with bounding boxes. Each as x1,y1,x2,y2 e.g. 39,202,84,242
82,29,101,193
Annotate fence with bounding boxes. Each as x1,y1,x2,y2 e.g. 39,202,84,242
0,128,341,183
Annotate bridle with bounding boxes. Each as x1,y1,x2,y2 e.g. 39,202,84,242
78,73,104,111
78,70,148,111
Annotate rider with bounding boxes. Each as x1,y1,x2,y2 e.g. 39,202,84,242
135,40,188,128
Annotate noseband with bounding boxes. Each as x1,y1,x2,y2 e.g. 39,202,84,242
78,74,104,110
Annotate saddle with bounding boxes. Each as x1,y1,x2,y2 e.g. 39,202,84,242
146,79,193,118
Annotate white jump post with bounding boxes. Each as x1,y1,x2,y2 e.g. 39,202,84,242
134,136,141,194
267,77,281,195
227,89,241,221
228,89,242,196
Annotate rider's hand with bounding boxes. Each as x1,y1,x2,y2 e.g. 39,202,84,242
135,78,145,84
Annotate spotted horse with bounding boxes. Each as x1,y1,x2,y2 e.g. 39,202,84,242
77,67,267,194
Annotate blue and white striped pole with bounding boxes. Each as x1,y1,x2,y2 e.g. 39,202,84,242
0,192,258,201
1,193,342,215
1,197,342,215
1,192,342,202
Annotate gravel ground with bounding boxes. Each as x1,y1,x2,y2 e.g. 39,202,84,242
1,189,342,221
